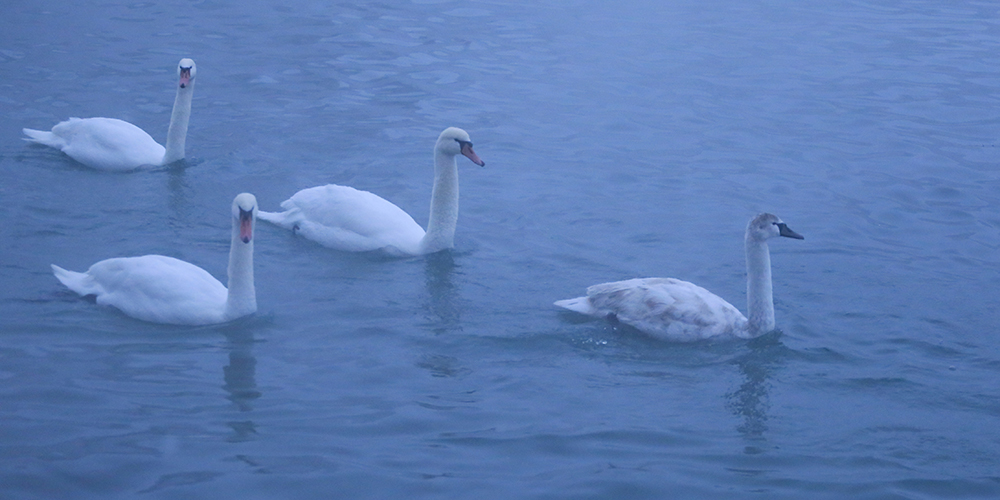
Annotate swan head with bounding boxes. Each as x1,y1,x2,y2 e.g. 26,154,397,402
232,193,257,244
177,58,196,89
437,127,485,166
747,213,804,242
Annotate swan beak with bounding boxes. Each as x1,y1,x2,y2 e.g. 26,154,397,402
777,223,804,240
239,208,254,243
179,66,192,89
460,142,485,167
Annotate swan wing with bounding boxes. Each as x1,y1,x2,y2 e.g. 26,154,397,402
269,184,425,254
60,255,227,325
583,277,748,341
38,118,165,170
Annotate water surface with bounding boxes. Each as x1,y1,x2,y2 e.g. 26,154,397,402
1,0,999,498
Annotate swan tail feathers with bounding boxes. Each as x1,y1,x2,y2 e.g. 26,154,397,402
554,296,596,315
256,210,287,225
258,208,305,232
23,128,65,148
51,264,101,297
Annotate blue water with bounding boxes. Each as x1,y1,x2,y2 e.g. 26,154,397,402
2,0,999,498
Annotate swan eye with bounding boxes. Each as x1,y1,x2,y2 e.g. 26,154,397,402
455,139,473,148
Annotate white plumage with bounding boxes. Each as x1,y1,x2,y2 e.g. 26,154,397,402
555,213,803,341
261,184,427,254
23,58,196,171
258,127,485,256
52,193,258,325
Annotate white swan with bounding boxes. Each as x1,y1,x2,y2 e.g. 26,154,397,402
51,193,258,325
258,127,485,256
23,58,196,171
555,213,803,342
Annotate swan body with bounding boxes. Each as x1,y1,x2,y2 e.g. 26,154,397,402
24,58,196,171
52,193,258,325
555,213,803,342
258,127,485,256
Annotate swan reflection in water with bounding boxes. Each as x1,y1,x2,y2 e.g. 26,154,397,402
726,333,785,454
423,251,462,335
221,321,261,442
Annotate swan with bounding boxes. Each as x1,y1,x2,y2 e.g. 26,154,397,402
51,193,258,325
23,58,196,171
258,127,485,256
554,213,803,342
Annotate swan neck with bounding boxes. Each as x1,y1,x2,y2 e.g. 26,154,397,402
745,236,774,335
420,151,459,254
226,225,256,319
163,82,194,165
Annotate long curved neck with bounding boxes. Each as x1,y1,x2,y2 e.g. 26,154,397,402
419,150,459,254
225,225,256,319
745,236,774,335
162,83,194,165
